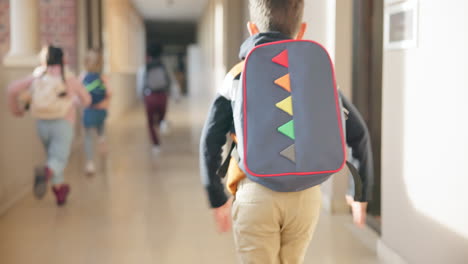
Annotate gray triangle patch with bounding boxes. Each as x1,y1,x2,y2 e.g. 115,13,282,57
280,144,296,163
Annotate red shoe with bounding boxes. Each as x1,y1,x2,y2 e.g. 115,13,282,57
52,184,70,206
34,166,52,199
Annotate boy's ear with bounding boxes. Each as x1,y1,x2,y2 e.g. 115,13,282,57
296,23,307,40
247,22,260,36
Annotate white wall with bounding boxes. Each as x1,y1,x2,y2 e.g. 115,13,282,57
197,0,247,98
381,1,468,263
197,0,215,96
334,0,353,99
302,0,336,60
187,44,203,97
224,0,245,69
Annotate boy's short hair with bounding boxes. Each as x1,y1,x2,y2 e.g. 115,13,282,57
84,49,103,73
249,0,304,37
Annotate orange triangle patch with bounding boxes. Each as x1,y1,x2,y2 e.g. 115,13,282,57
274,74,291,92
272,50,289,68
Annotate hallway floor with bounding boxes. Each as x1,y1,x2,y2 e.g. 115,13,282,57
0,99,382,264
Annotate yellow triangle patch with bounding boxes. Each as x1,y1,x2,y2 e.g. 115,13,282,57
274,74,291,92
275,96,293,116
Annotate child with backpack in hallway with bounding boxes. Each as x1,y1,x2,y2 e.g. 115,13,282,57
81,49,111,175
199,0,374,263
7,45,91,206
137,43,172,154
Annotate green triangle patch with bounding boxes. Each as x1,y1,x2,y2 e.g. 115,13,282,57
278,120,295,140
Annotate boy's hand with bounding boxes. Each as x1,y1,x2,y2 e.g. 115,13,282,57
346,195,368,228
213,197,233,233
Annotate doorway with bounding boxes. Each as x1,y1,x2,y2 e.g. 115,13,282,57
145,21,197,95
352,0,384,232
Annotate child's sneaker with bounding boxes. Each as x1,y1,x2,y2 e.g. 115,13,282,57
160,120,170,135
52,184,70,206
152,145,162,155
34,166,52,199
85,161,96,175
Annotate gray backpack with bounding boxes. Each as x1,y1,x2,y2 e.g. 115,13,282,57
231,40,362,198
144,62,171,93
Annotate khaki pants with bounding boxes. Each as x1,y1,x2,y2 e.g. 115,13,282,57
232,178,322,264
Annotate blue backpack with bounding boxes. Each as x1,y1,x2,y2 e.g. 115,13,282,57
83,72,106,105
229,40,362,199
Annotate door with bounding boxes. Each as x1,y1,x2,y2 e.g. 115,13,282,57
352,0,384,232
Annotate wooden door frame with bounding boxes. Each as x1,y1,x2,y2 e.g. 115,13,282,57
352,0,384,233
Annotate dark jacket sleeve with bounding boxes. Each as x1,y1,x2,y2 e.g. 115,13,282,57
200,94,233,208
340,92,374,202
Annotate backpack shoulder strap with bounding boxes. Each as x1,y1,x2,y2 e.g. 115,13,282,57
227,61,244,79
217,134,239,179
220,61,244,100
85,76,104,92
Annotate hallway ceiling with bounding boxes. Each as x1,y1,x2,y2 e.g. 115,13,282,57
132,0,208,21
146,21,196,46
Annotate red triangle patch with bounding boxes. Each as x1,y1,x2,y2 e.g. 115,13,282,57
272,50,289,68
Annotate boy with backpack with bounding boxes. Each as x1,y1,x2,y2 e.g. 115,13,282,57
7,46,91,206
137,43,172,154
199,0,374,263
81,49,111,175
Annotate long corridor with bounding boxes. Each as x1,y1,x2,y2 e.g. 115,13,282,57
0,99,381,264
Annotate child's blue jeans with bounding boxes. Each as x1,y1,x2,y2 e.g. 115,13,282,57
83,108,107,161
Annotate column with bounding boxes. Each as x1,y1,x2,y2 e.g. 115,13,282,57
3,0,40,67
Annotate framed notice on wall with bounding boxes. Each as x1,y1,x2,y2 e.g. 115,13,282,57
384,0,406,4
384,0,419,50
